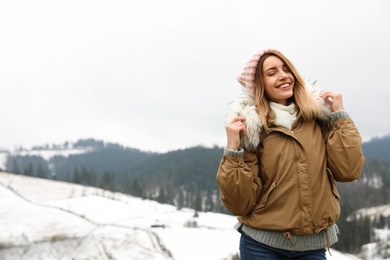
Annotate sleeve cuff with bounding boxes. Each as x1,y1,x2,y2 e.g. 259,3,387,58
330,110,350,121
223,147,244,157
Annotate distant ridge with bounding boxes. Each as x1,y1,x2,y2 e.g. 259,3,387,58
362,134,390,161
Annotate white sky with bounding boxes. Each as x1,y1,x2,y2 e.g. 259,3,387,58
1,0,389,153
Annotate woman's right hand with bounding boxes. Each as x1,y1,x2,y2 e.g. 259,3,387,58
225,116,247,151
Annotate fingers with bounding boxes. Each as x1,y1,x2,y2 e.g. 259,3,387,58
225,116,247,150
226,117,247,136
320,91,344,112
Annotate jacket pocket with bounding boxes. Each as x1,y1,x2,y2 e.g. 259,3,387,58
257,182,277,209
327,168,341,199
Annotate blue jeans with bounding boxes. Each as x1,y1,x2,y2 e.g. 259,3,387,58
240,233,326,260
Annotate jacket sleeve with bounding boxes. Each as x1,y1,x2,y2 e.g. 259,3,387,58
216,149,262,216
326,115,365,182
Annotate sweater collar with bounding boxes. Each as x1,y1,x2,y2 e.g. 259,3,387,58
270,102,297,131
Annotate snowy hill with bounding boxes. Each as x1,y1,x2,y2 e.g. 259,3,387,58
0,172,360,260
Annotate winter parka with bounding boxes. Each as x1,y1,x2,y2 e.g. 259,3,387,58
216,92,365,235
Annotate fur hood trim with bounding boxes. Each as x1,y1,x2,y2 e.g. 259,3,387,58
226,85,332,149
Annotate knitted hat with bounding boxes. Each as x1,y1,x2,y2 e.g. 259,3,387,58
236,49,271,96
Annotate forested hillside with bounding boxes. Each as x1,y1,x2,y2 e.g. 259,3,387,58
362,134,390,161
334,159,390,253
3,135,390,255
4,140,225,213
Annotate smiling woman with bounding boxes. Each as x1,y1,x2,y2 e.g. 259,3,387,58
216,49,366,260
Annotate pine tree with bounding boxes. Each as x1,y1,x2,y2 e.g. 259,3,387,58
205,190,214,212
24,161,34,176
132,179,143,197
100,170,116,191
80,165,89,185
101,171,110,190
109,171,116,191
12,159,20,174
194,190,202,212
36,162,47,179
157,185,167,204
72,168,81,184
177,189,184,210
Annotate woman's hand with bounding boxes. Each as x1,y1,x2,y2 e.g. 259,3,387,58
320,91,344,112
225,116,247,151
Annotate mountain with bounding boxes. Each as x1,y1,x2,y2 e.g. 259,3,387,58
0,171,361,260
2,134,389,180
0,140,224,212
362,134,390,161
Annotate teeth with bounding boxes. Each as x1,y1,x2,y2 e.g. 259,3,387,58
279,83,289,88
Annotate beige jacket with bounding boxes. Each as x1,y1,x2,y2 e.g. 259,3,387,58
216,93,365,235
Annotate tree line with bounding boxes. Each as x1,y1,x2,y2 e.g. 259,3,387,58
5,144,228,214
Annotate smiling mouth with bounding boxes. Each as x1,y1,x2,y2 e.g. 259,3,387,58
278,83,290,89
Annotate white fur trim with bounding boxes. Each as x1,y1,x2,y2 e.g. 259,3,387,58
226,95,262,149
226,84,331,149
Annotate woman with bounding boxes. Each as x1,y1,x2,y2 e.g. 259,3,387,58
216,49,365,259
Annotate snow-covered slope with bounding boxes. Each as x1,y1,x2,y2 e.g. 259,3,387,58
0,172,360,260
13,147,94,161
0,145,93,171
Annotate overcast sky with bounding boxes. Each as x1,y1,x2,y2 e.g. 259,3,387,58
0,0,389,153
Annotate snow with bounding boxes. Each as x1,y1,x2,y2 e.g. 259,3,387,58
13,147,93,161
347,203,390,226
0,172,360,259
359,229,390,260
0,146,93,172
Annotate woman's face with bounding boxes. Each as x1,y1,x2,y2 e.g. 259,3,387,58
262,55,295,105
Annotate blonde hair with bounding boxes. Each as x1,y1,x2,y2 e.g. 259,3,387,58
254,50,323,132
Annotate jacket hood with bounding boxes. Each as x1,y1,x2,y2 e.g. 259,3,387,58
226,85,332,149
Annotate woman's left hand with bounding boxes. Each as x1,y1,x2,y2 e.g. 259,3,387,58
320,91,344,112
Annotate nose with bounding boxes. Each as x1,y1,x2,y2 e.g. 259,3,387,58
279,70,288,79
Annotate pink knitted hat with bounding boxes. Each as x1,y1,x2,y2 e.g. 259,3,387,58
236,49,271,96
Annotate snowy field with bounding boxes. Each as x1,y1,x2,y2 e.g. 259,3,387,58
0,172,361,260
